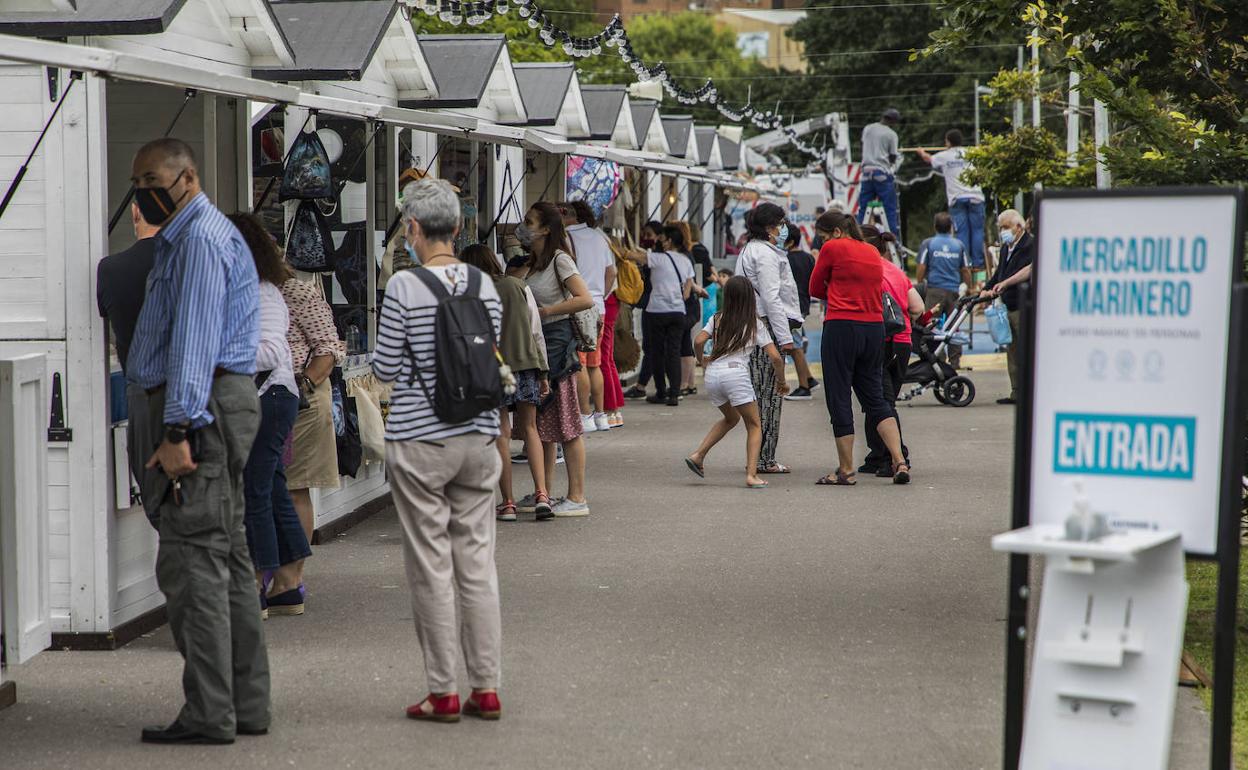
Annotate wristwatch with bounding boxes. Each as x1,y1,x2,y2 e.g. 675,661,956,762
164,423,190,444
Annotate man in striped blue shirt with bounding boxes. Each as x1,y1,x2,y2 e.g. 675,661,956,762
125,138,270,746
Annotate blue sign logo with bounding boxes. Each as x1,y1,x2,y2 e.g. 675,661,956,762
1053,412,1195,479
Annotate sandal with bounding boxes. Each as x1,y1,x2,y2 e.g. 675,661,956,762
758,462,791,474
684,458,705,478
815,470,857,486
892,462,911,485
496,501,517,521
747,480,769,489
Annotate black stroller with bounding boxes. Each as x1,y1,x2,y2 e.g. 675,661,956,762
897,295,988,407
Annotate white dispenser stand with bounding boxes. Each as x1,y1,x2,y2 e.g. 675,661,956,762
992,525,1188,770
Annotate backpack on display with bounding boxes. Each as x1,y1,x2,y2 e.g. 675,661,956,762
285,200,335,272
882,291,906,338
405,266,504,424
279,130,334,202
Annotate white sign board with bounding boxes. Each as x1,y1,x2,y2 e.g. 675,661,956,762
1030,191,1241,555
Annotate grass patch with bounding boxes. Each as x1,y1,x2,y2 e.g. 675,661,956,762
1184,559,1248,766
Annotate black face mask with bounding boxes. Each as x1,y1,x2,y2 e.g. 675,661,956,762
134,170,189,226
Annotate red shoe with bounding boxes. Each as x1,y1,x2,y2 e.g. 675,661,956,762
462,690,501,720
406,693,461,723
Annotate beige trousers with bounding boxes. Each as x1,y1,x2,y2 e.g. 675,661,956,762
386,433,503,692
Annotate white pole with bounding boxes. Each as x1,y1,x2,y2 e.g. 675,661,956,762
1066,68,1081,167
974,78,981,145
1031,35,1041,128
1014,45,1025,212
1014,46,1025,131
1094,99,1111,188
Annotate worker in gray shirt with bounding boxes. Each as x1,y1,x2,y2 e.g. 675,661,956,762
856,108,902,237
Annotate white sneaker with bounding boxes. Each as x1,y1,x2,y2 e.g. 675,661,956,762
516,493,538,513
581,414,598,434
593,412,610,432
552,498,590,517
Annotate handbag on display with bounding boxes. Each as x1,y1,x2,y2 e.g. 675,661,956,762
882,291,907,338
985,301,1014,345
279,130,334,202
286,200,335,272
330,369,362,478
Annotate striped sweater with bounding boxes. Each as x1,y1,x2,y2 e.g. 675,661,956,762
373,264,503,441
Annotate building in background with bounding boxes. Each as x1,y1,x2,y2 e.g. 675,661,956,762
718,8,806,72
597,0,805,25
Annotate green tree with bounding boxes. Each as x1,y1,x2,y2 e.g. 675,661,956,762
415,6,768,127
927,0,1248,187
783,0,1020,244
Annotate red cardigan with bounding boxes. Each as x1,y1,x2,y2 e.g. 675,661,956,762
809,238,884,322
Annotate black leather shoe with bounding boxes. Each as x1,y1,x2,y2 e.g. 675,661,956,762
141,721,233,745
237,724,269,736
996,397,1017,405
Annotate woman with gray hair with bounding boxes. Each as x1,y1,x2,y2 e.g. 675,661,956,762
373,178,506,723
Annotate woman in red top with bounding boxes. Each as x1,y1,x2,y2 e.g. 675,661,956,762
808,211,910,485
862,225,924,475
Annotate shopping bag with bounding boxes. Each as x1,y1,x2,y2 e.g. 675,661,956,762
985,301,1013,346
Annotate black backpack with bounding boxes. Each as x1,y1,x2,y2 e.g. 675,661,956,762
406,266,504,424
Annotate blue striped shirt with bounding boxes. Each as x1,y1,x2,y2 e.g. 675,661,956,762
127,193,259,428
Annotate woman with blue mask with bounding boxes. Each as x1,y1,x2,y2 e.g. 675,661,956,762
735,203,801,475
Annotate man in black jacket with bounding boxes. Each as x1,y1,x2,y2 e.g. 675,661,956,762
980,209,1034,404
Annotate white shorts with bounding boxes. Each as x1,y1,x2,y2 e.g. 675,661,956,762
703,362,757,408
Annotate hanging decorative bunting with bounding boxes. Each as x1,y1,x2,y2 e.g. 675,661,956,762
402,0,822,158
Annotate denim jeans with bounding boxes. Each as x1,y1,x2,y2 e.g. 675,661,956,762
857,169,900,236
949,198,986,268
243,385,311,571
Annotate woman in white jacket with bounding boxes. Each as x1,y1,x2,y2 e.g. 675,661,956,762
735,203,800,474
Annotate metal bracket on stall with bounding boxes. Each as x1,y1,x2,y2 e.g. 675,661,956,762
47,373,72,443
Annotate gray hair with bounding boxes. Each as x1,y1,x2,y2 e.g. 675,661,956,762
400,178,460,243
998,208,1024,228
137,137,197,172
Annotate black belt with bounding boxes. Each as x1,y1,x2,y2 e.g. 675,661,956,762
145,367,235,396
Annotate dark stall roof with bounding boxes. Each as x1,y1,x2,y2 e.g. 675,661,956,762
694,126,717,165
579,84,626,140
401,34,505,109
661,115,693,158
512,62,573,127
254,0,396,81
719,136,740,170
0,0,188,36
629,98,658,147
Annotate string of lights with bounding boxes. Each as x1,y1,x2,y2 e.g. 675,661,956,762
402,0,823,158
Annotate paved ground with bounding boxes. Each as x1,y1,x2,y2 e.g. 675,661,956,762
1,368,1212,768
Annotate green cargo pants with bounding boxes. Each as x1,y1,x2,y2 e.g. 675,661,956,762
133,374,270,740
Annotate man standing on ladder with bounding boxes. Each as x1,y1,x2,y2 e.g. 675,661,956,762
856,108,902,238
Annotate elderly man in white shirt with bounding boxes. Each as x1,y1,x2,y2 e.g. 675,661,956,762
562,202,617,433
735,202,799,475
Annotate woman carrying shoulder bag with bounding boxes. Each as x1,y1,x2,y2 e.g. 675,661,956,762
514,201,594,518
623,223,694,407
280,236,346,592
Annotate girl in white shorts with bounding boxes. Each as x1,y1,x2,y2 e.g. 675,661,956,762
685,276,788,488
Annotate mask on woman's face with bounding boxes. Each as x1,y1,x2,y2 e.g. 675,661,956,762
514,223,536,248
640,236,655,249
999,228,1016,246
776,224,790,246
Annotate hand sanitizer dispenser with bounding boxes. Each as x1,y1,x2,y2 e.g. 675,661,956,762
992,487,1187,770
1063,481,1110,542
